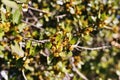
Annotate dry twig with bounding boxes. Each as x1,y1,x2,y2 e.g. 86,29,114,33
55,14,66,22
22,69,27,80
28,6,50,14
69,57,88,80
73,39,111,51
75,45,111,50
23,37,50,43
21,20,43,30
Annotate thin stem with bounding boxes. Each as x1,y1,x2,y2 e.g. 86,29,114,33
22,69,27,80
75,39,80,46
21,20,43,30
28,6,50,14
28,10,38,22
23,37,50,43
55,14,66,22
75,45,111,50
104,26,113,30
69,57,88,80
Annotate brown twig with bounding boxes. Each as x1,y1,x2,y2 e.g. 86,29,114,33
28,10,38,22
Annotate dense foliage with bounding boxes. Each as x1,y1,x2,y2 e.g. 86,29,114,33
0,0,120,80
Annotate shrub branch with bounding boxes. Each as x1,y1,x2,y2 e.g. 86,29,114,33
69,57,88,80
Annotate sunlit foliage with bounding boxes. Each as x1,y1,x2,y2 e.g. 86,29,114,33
0,0,120,80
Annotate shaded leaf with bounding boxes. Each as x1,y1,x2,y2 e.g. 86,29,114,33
15,58,24,67
45,42,52,49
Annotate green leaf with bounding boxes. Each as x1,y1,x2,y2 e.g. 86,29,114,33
0,46,4,58
11,41,24,57
0,31,4,41
12,9,21,24
70,37,78,45
101,13,107,20
89,51,98,59
18,0,28,3
29,46,37,56
29,45,39,56
67,51,73,58
44,15,49,21
47,55,53,65
18,23,27,32
24,63,34,71
26,40,32,49
57,61,67,72
0,51,4,58
1,11,6,21
66,25,72,32
55,34,62,42
2,0,18,9
45,42,52,49
0,45,4,51
66,32,72,41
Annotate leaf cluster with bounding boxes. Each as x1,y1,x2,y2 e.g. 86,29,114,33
0,0,120,80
